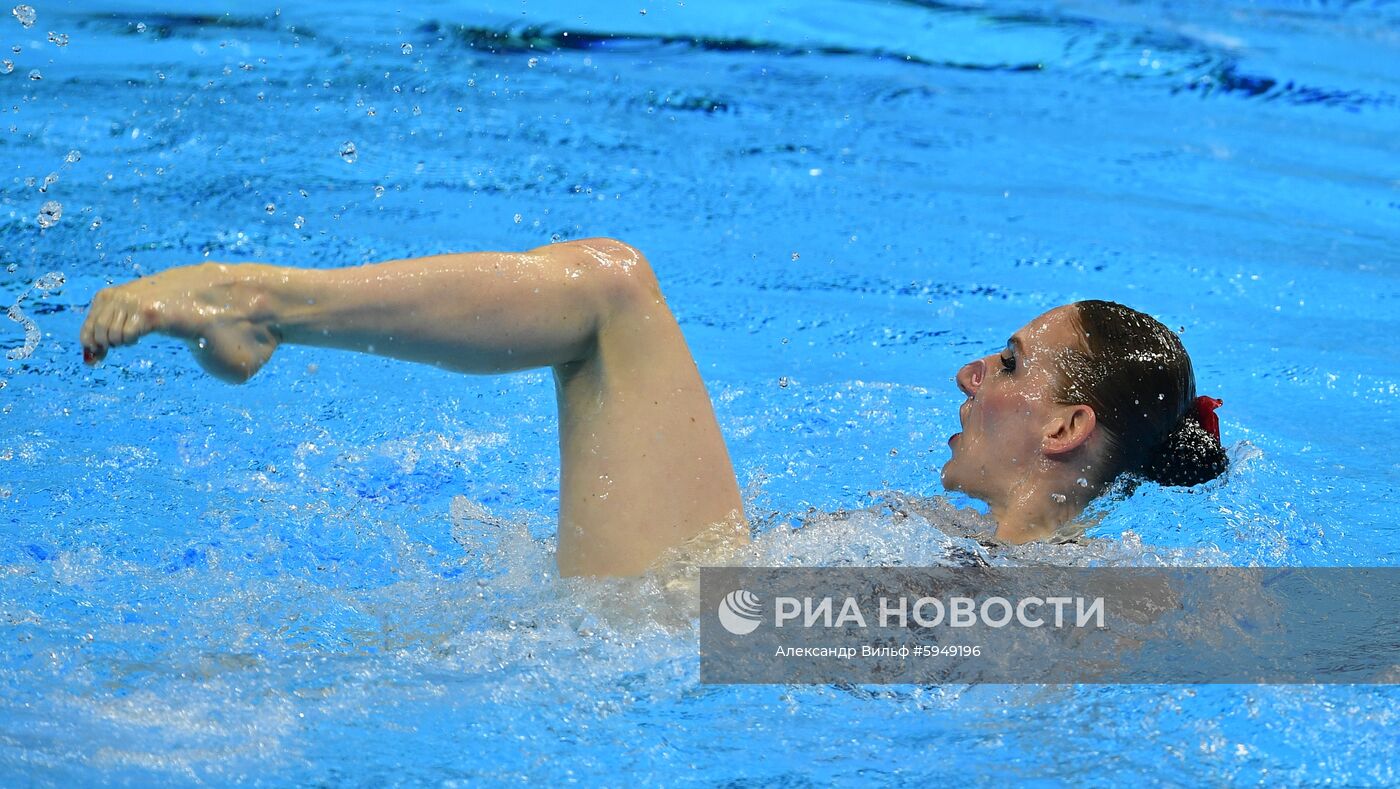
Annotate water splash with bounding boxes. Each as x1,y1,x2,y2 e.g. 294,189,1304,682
11,4,35,28
6,271,65,361
36,200,61,228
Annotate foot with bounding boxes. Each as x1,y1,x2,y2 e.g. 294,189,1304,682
80,262,282,384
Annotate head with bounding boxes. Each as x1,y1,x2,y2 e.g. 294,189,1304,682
941,301,1227,540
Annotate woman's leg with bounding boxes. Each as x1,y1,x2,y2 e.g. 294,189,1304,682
79,238,747,576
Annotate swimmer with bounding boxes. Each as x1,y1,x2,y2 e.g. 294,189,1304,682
78,238,1227,575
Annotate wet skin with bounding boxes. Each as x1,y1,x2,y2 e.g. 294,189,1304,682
79,239,748,577
941,306,1104,543
79,243,1106,574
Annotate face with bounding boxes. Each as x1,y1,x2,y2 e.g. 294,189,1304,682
941,306,1086,504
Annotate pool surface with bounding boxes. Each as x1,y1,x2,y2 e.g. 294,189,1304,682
3,0,1399,783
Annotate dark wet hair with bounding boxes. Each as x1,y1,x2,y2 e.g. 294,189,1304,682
1052,300,1228,488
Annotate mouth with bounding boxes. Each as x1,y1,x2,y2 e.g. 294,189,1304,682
951,400,971,447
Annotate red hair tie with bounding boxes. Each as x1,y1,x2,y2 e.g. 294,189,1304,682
1193,396,1223,442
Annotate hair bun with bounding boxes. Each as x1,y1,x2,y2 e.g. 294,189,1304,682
1139,411,1228,487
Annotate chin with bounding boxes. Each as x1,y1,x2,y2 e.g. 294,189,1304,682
939,462,959,492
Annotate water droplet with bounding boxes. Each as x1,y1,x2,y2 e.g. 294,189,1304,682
293,215,305,230
1157,393,1164,400
338,140,357,163
513,213,522,224
47,31,67,47
197,336,208,349
527,57,538,68
89,218,101,230
373,185,385,198
135,21,146,33
778,376,790,388
1076,477,1089,487
400,43,413,55
1050,492,1067,503
791,252,800,261
0,60,12,74
27,69,41,81
64,149,80,163
5,300,39,360
264,202,276,214
38,172,56,192
11,5,36,28
639,8,648,14
365,107,376,116
34,272,63,290
36,200,61,228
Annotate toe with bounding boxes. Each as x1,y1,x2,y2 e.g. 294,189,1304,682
84,303,113,355
104,308,128,347
116,310,144,346
96,303,121,349
80,294,104,352
79,316,93,356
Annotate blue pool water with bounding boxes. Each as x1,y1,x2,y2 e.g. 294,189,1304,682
4,0,1399,783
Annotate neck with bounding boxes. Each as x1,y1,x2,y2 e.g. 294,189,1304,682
987,476,1095,543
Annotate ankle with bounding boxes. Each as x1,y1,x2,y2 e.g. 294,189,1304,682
200,263,305,335
250,266,325,345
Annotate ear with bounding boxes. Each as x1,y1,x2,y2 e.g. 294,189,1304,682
1042,404,1096,457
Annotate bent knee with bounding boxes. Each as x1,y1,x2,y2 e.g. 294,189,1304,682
550,237,662,304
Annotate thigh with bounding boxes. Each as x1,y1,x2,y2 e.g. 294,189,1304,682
550,241,747,576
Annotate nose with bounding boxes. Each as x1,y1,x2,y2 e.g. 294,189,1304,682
956,358,985,397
